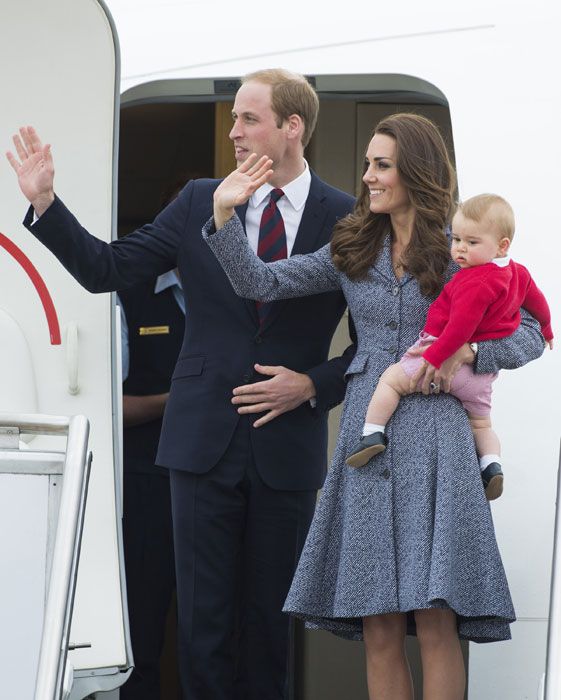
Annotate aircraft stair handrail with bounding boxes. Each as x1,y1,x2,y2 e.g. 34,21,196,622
543,446,561,699
0,413,92,700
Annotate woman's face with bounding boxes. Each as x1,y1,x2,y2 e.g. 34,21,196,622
362,133,411,217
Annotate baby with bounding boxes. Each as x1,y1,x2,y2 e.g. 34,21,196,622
346,194,553,500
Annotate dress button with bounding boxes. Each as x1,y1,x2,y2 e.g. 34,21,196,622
387,321,398,330
382,469,391,479
242,372,252,382
392,286,400,296
388,346,397,354
254,335,263,345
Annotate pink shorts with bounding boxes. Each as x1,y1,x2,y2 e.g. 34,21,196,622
400,334,498,417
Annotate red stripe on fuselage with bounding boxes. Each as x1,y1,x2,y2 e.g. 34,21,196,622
0,232,61,345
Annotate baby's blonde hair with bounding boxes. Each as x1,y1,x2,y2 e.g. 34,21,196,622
457,193,515,240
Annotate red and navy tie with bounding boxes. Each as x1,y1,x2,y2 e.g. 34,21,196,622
256,188,287,325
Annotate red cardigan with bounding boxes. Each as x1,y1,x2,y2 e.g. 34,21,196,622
422,260,553,369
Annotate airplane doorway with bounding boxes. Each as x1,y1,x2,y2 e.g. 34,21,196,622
117,75,461,700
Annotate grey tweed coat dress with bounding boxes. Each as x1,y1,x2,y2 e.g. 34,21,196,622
203,214,544,643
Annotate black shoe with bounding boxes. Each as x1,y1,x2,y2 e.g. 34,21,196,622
481,462,504,501
346,432,388,468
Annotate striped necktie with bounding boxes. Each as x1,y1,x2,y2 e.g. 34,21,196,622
256,188,287,325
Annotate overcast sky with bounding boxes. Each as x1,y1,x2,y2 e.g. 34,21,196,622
102,0,473,89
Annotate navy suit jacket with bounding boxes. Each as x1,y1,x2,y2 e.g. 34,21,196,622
25,174,356,490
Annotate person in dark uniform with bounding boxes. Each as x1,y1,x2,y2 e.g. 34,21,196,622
118,268,184,699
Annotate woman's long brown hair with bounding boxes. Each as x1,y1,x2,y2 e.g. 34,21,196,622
331,113,457,297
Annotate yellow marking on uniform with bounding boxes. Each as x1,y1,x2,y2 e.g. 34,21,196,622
138,325,170,335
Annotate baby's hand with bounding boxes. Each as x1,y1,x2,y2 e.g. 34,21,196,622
548,339,554,350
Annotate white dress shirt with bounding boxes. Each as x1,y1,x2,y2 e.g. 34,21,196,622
244,161,311,256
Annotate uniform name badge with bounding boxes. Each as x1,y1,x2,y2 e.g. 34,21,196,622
138,325,170,336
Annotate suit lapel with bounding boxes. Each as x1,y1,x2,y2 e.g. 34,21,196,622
258,172,329,333
234,202,260,327
235,201,249,224
290,172,329,256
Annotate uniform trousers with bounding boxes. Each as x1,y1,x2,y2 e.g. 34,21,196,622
121,472,176,699
169,416,316,700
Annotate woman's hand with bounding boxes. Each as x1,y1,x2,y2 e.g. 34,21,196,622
409,343,475,394
213,154,273,229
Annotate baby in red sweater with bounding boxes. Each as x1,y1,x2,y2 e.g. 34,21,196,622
346,194,553,500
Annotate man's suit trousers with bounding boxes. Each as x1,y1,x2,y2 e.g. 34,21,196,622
169,415,316,700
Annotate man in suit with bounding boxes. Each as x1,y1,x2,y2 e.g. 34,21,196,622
7,68,355,700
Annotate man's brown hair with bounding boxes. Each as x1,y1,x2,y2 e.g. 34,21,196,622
242,69,319,147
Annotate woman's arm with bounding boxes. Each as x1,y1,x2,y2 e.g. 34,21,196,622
410,310,545,394
204,153,341,300
203,213,341,300
474,309,545,374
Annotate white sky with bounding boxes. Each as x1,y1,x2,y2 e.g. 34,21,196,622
102,0,559,91
102,0,500,89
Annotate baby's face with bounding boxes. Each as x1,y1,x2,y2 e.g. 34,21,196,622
451,212,507,269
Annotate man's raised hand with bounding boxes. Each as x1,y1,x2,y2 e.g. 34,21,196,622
6,126,55,216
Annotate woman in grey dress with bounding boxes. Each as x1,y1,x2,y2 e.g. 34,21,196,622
203,113,544,699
